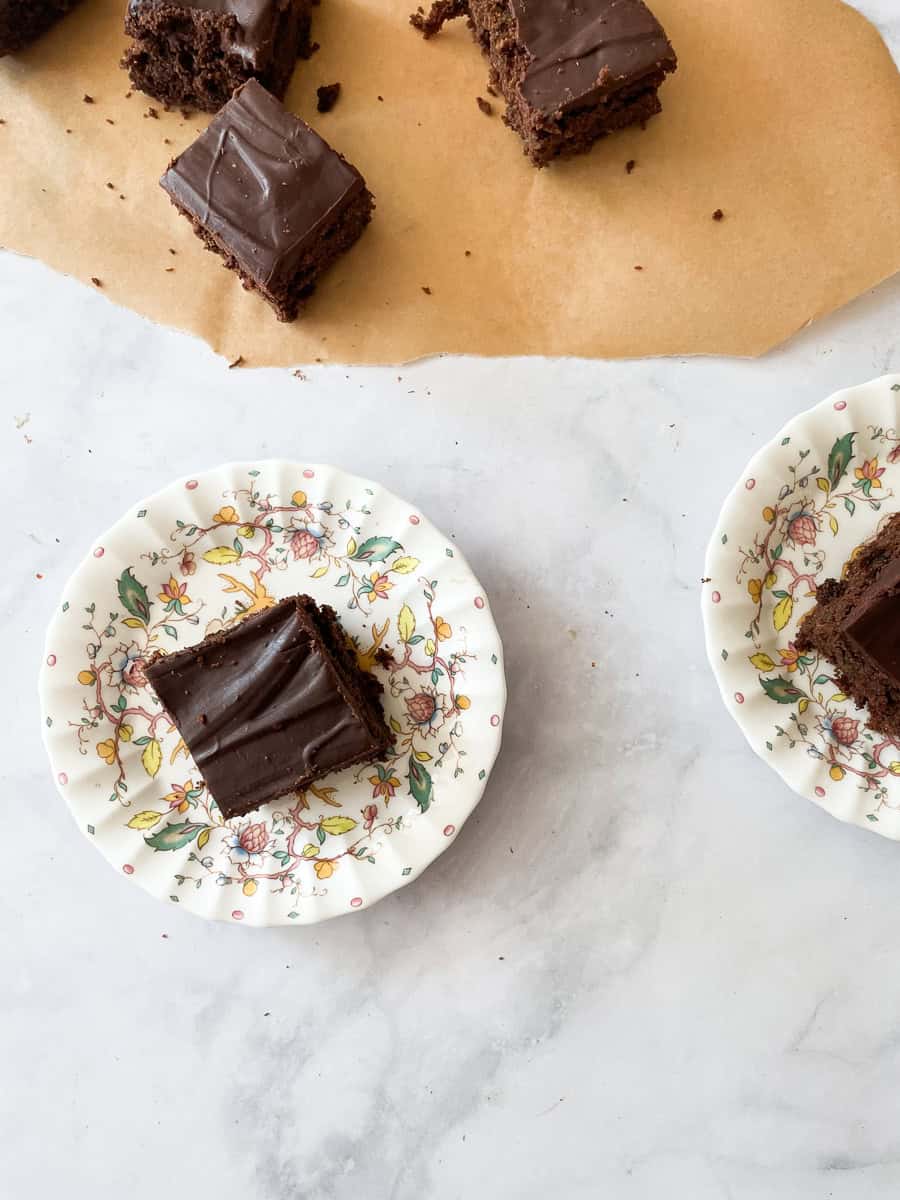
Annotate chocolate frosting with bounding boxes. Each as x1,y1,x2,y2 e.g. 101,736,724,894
145,597,378,817
160,80,366,289
128,0,287,68
842,559,900,685
510,0,676,116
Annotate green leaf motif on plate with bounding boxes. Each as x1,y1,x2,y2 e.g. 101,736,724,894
351,536,402,563
408,753,433,814
759,675,805,704
827,431,855,490
144,821,205,852
117,567,152,624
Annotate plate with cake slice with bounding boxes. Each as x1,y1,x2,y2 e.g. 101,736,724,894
39,461,506,924
703,374,900,837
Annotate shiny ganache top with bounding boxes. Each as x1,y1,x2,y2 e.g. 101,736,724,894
145,597,376,817
160,80,366,289
511,0,676,116
127,0,289,68
843,559,900,686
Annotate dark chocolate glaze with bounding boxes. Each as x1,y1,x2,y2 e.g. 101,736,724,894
145,596,383,819
160,80,367,289
127,0,286,68
842,559,900,685
511,0,676,116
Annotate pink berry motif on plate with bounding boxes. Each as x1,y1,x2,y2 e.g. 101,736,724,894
64,470,485,914
728,424,900,821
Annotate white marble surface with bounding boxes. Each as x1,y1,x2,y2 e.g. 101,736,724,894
3,5,900,1194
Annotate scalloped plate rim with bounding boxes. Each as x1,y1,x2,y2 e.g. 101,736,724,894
38,460,507,924
702,373,900,839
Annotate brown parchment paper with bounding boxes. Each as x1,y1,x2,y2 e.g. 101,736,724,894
1,0,899,365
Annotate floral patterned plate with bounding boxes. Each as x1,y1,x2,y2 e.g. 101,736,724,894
39,462,506,925
703,373,900,837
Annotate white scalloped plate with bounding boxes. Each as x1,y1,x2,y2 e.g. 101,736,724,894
703,374,900,837
39,462,506,924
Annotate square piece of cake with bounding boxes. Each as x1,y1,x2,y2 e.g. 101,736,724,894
160,79,374,320
0,0,82,55
145,595,393,821
796,514,900,741
411,0,677,167
123,0,312,112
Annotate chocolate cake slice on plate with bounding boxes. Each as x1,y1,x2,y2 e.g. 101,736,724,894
797,513,900,742
145,594,393,820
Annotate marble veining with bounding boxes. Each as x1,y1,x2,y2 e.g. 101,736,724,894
2,3,899,1194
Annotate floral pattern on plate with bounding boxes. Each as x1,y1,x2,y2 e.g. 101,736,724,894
40,462,506,924
703,374,900,837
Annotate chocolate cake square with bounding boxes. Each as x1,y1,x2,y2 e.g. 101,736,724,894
123,0,312,112
796,514,900,741
0,0,82,55
412,0,677,167
145,595,393,821
160,79,374,321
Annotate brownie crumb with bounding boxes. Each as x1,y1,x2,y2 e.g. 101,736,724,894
165,267,175,272
374,647,392,669
486,84,497,97
316,83,341,113
163,137,172,144
421,285,432,295
634,265,643,271
476,96,493,116
0,118,5,125
377,94,384,102
464,249,471,257
712,208,724,221
83,93,94,104
199,713,208,725
293,368,307,380
65,128,72,133
106,181,115,189
125,91,133,99
105,118,115,125
228,355,245,369
119,194,126,200
90,276,103,287
169,248,177,255
410,0,467,38
625,159,636,173
145,106,159,119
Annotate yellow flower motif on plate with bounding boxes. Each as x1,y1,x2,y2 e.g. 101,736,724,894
96,738,117,764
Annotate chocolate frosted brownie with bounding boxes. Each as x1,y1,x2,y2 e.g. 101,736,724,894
0,0,82,55
145,595,393,821
160,79,374,320
796,514,900,741
123,0,312,112
412,0,677,166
